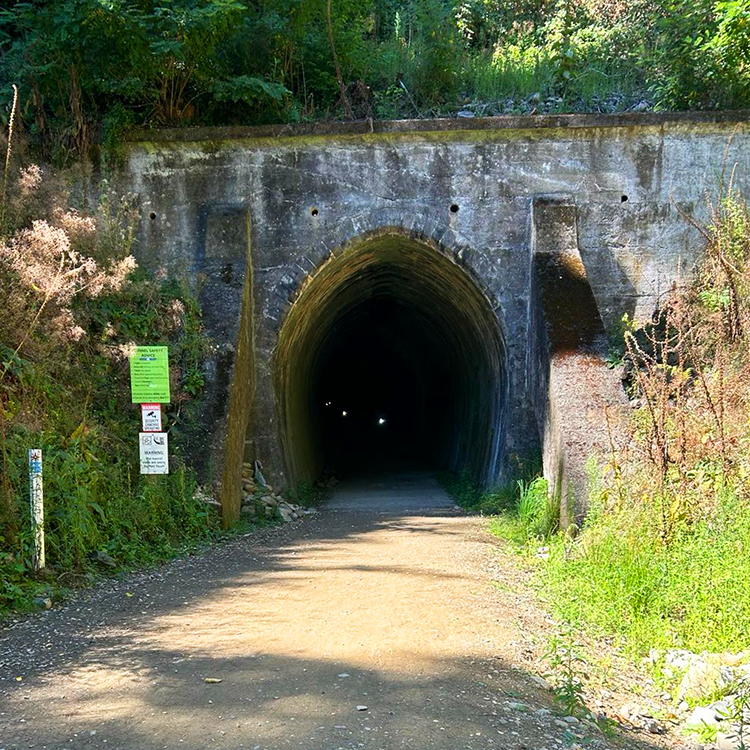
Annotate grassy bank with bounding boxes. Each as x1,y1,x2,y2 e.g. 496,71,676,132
0,139,231,613
455,187,750,661
541,485,750,656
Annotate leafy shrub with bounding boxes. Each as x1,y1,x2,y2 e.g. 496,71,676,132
0,146,217,613
651,0,750,109
3,0,750,146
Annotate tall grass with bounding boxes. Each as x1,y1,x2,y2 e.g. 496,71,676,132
467,46,555,103
462,24,645,110
542,486,750,655
443,471,557,544
529,187,750,657
488,478,558,545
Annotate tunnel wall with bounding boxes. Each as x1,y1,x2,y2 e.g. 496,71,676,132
119,112,750,493
273,231,508,488
529,197,629,525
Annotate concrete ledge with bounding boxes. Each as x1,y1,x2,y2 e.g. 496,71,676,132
127,110,750,144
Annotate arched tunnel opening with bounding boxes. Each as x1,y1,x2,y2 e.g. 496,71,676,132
274,233,508,488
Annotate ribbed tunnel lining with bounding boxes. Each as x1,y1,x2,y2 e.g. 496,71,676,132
274,233,507,487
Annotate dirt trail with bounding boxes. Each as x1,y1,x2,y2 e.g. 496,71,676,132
1,475,664,750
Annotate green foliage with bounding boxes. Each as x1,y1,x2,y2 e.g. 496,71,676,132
517,478,558,537
652,0,750,109
542,486,750,655
0,0,291,152
543,625,589,716
406,0,460,105
685,716,720,743
488,189,750,668
285,476,334,507
442,471,556,543
467,45,555,104
721,681,750,750
487,478,558,545
0,262,221,613
441,468,516,514
2,0,749,151
3,424,218,575
0,158,223,615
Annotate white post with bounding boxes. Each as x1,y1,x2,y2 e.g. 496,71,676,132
28,449,44,571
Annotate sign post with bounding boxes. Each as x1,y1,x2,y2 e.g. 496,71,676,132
130,347,171,475
28,449,44,571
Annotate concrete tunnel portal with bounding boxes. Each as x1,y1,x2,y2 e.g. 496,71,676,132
274,232,508,489
127,113,750,522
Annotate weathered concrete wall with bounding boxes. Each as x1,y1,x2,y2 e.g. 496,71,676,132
120,112,750,502
529,197,629,524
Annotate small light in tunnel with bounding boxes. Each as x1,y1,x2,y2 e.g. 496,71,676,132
378,417,386,425
325,401,332,406
342,410,347,417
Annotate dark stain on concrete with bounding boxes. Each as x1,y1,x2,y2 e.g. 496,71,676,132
535,252,608,357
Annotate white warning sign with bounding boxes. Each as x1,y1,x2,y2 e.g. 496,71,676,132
139,432,169,475
140,403,162,432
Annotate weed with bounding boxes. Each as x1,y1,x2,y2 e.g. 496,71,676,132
517,478,558,538
543,625,589,717
487,478,556,546
684,718,719,744
442,469,556,546
541,483,750,655
721,679,750,750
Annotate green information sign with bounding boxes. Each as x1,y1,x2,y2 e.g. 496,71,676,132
130,346,171,403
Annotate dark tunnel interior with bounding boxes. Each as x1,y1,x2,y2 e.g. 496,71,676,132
275,234,507,487
313,297,454,476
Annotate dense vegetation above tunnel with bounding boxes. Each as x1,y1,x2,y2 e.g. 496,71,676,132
1,0,749,155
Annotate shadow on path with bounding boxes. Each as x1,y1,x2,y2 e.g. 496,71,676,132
0,488,671,750
326,469,454,511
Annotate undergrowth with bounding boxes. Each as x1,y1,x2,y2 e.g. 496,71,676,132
542,484,750,655
497,184,750,660
443,470,557,543
445,183,750,665
0,128,225,614
4,0,749,158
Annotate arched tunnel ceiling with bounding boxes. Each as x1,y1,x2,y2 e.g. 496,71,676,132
274,232,508,486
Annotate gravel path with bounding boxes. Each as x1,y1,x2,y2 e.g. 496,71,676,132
1,476,667,750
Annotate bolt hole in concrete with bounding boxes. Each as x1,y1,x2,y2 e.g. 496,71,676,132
149,211,157,220
310,206,319,217
450,203,459,213
621,194,629,202
274,233,507,505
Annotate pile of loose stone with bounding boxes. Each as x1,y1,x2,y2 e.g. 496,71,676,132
239,462,314,524
644,649,750,749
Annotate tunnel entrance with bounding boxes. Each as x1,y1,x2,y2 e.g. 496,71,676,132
274,232,507,488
